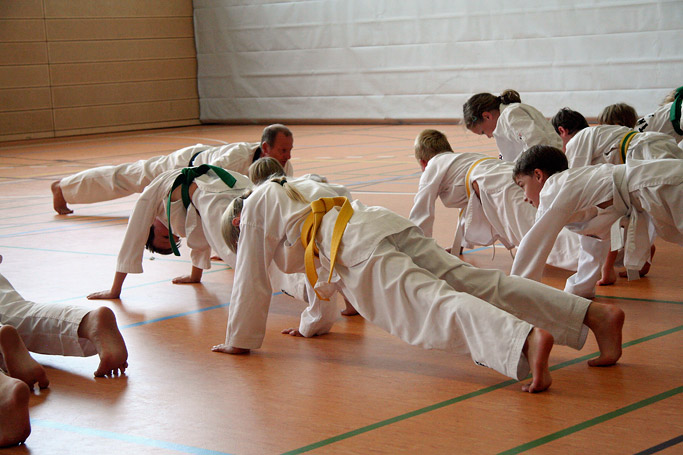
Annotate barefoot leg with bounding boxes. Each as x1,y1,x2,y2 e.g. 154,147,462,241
0,326,49,389
521,328,554,393
341,297,358,316
77,307,128,377
51,180,73,215
0,373,31,447
583,302,624,367
620,244,656,278
597,250,618,286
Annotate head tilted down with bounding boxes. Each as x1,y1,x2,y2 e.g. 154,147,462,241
512,145,568,208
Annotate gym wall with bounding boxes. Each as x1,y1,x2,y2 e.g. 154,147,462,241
0,0,199,142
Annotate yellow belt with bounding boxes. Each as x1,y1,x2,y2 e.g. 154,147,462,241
452,157,497,254
300,197,354,300
465,157,497,199
619,131,638,164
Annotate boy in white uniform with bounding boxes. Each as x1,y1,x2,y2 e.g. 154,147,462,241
52,124,294,214
213,176,624,394
552,108,683,167
511,145,683,298
88,165,252,300
462,90,562,162
409,129,578,270
0,254,128,447
635,86,683,144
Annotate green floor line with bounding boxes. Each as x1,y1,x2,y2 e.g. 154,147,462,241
498,387,683,454
595,294,683,305
280,325,682,455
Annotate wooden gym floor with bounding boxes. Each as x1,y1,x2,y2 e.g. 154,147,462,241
0,124,681,454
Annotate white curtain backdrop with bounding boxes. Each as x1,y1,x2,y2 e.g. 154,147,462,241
193,0,683,122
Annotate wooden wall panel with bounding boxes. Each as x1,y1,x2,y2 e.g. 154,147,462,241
50,59,197,85
0,110,54,136
52,79,198,108
43,0,192,18
0,19,46,41
0,88,52,112
48,38,197,63
0,66,51,89
0,1,44,18
0,42,49,65
0,0,199,142
46,17,194,40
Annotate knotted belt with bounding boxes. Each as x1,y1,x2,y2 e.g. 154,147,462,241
166,165,237,256
300,197,354,300
609,165,649,280
670,86,683,136
619,131,638,164
451,157,497,253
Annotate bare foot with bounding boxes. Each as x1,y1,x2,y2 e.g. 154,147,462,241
51,180,73,215
0,326,49,390
521,327,553,393
341,298,358,316
0,374,31,447
619,245,656,278
597,266,617,286
584,303,624,366
78,307,128,377
211,344,250,355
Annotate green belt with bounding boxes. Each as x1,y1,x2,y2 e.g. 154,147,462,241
166,165,237,256
619,131,638,164
670,86,683,135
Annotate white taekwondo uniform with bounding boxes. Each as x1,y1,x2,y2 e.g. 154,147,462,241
0,272,97,363
511,160,683,298
116,167,252,275
564,125,683,168
409,152,579,271
494,103,562,162
224,178,592,381
60,142,293,204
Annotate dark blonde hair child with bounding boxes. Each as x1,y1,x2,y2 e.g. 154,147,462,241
598,103,638,128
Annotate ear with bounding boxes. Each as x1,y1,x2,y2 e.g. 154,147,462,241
260,141,270,157
482,111,492,121
419,159,428,171
533,168,548,185
231,215,241,227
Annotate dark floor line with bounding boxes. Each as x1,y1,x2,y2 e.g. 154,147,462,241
498,387,682,454
633,434,683,455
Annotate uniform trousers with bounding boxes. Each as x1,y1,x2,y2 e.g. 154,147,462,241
333,227,590,380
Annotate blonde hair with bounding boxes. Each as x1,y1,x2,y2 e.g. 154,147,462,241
221,176,309,253
249,157,285,185
597,103,638,128
414,129,453,162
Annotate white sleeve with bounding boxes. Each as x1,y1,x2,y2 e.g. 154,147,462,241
116,174,171,273
511,208,569,281
409,174,439,237
185,207,212,270
225,219,278,350
563,235,609,298
298,283,340,337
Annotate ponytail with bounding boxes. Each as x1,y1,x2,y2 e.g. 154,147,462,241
499,89,521,105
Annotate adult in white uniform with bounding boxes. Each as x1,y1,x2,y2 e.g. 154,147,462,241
635,87,683,144
511,145,683,299
0,254,128,446
462,90,561,162
88,166,252,300
51,124,294,214
212,176,625,393
409,129,578,271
